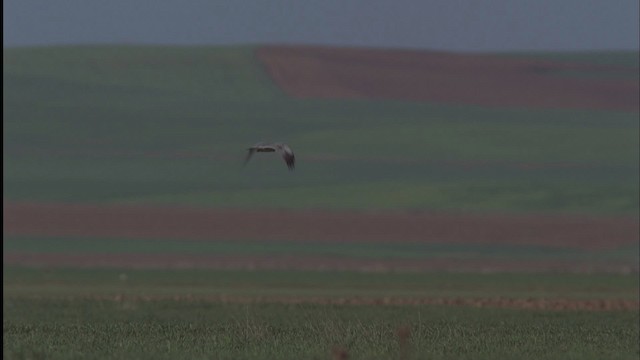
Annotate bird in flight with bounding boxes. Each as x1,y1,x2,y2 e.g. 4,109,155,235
244,142,295,170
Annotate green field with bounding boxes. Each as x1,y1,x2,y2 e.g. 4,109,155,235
4,235,639,266
4,268,639,359
4,46,639,214
5,299,637,360
4,267,639,299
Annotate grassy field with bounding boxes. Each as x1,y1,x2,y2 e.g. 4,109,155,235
4,267,639,299
4,268,639,359
5,298,637,360
4,46,639,214
4,235,639,266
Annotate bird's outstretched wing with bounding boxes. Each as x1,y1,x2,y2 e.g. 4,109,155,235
243,147,256,166
244,142,271,166
244,142,295,170
280,144,295,170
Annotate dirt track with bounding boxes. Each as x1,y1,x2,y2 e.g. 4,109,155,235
256,45,639,112
8,293,634,311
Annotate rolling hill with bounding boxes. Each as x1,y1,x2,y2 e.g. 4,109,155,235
3,45,639,214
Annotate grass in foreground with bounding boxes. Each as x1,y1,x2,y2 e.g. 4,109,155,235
4,268,638,359
3,298,638,360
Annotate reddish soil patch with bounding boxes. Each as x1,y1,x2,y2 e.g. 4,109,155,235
5,202,638,272
4,202,637,250
256,45,639,112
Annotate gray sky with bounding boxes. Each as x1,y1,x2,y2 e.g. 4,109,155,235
3,0,639,51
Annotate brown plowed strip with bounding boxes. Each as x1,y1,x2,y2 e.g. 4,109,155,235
7,293,638,311
256,45,639,112
4,202,637,250
4,252,637,273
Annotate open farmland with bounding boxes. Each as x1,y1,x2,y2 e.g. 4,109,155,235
3,202,639,273
4,46,639,213
3,45,639,359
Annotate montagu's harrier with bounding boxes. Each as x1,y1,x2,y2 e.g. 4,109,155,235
244,142,295,170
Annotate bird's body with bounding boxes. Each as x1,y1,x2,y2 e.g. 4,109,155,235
244,142,295,170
